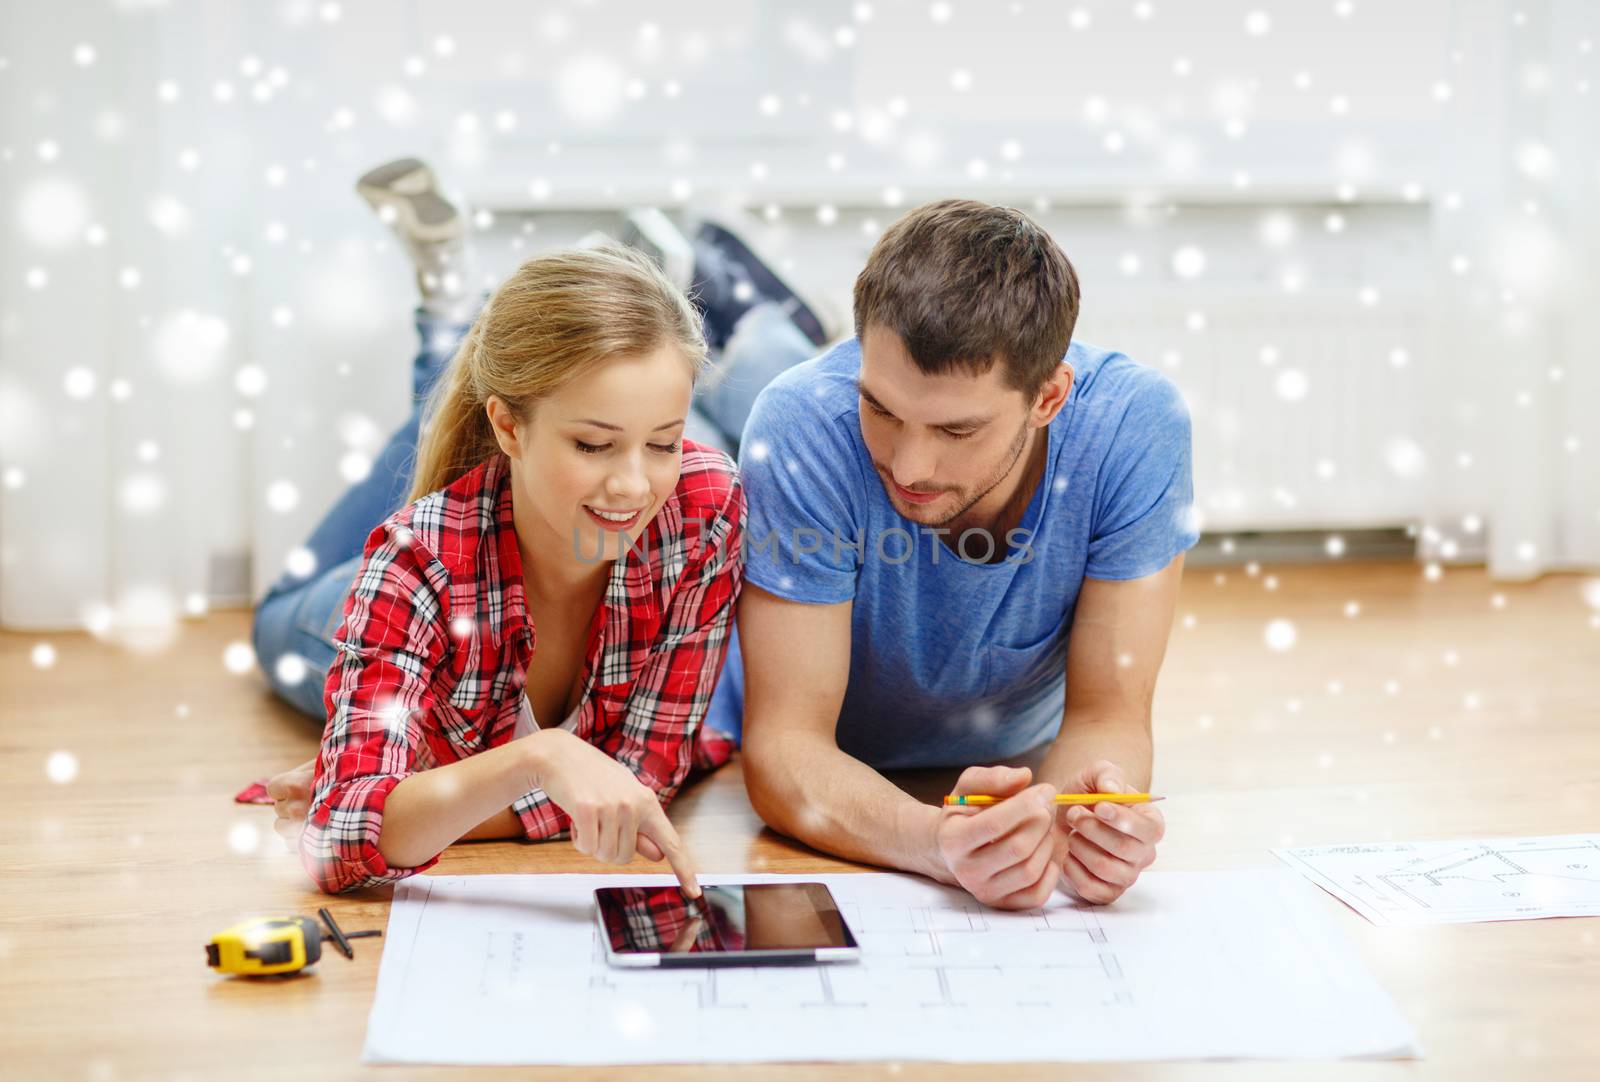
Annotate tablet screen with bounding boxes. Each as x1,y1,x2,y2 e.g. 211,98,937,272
595,883,856,958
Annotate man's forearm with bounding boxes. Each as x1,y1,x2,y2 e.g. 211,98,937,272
744,729,950,883
1035,712,1154,793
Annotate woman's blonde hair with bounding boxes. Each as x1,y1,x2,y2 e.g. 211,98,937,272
409,244,707,501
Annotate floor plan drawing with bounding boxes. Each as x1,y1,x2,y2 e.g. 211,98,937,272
363,870,1416,1065
578,895,1132,1016
1275,833,1600,925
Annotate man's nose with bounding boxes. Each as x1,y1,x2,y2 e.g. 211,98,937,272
889,436,938,489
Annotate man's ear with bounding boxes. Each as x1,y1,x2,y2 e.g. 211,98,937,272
1031,361,1074,426
484,396,522,458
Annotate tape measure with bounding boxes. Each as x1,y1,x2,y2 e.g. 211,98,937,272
205,910,381,977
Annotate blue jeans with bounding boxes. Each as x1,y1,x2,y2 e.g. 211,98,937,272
250,301,817,721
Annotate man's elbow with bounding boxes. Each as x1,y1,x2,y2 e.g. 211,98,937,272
740,726,807,838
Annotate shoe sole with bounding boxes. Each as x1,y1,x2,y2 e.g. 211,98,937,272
356,157,429,192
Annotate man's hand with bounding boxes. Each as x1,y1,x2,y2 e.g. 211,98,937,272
935,765,1062,909
266,758,315,852
1059,759,1163,905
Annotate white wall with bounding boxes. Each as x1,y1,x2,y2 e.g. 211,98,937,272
2,0,1596,635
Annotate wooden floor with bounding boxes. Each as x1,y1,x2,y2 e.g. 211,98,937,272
3,561,1598,1080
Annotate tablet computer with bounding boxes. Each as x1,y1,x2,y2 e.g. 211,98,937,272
595,882,861,968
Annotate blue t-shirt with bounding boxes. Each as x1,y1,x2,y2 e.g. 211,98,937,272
703,337,1198,770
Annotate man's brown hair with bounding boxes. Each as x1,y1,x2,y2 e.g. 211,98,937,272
852,199,1080,398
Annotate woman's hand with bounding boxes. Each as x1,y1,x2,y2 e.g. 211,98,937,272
266,758,316,852
526,728,702,897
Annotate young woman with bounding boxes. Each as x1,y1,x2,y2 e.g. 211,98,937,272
259,241,745,896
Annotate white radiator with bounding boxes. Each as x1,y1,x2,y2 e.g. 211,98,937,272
1080,288,1434,533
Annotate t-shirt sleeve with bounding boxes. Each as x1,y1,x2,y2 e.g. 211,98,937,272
736,376,865,605
1084,372,1201,581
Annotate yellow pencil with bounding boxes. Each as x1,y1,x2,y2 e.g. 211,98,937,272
943,793,1164,807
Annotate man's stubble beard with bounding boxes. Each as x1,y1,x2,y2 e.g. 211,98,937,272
900,417,1033,530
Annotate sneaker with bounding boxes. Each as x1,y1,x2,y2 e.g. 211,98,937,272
691,216,834,350
355,157,468,300
620,208,695,294
356,157,463,244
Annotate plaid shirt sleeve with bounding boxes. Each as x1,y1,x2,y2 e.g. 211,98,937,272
513,464,746,839
300,520,451,895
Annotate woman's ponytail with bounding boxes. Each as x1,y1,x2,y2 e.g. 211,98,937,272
407,319,501,501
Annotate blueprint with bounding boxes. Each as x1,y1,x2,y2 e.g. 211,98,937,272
362,870,1417,1065
1274,833,1600,925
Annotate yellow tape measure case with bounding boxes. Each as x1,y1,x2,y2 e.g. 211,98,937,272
206,916,323,976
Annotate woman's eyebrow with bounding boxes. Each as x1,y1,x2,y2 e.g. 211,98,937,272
571,418,685,432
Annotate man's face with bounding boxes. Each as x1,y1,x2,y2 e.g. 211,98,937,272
856,325,1039,528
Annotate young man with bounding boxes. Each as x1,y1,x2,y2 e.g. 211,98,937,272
704,199,1198,910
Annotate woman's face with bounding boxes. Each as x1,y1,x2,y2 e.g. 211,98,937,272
489,344,695,570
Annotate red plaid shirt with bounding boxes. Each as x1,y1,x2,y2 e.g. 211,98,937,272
301,442,744,894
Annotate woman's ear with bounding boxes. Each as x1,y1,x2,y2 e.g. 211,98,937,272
484,396,522,458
